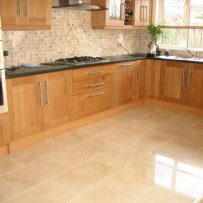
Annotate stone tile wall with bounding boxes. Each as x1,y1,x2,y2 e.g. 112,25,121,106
2,9,151,66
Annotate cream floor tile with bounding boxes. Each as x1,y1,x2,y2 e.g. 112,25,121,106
70,182,135,203
4,180,76,203
0,177,19,202
1,158,68,194
155,120,192,135
10,142,56,164
136,186,194,203
93,142,146,169
88,128,136,151
173,113,203,125
47,142,104,168
0,156,22,175
52,160,115,194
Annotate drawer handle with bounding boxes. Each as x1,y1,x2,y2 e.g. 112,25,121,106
120,63,133,67
38,82,43,107
88,92,105,97
88,82,105,87
88,70,104,75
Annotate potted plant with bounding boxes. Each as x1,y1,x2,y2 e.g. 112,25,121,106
147,23,163,56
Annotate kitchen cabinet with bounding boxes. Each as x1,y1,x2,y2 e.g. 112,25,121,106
43,71,73,129
7,71,73,140
73,64,116,119
117,61,145,105
7,75,44,140
145,60,161,100
73,87,115,119
134,0,152,27
160,61,186,104
91,0,153,29
0,113,11,147
184,64,203,108
0,0,51,30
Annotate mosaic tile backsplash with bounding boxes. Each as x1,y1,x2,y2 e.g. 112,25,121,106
2,9,151,66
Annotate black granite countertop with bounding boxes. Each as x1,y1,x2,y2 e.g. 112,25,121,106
5,54,203,79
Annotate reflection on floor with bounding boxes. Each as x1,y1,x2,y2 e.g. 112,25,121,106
1,106,203,203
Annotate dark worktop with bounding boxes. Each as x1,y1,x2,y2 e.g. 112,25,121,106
5,54,203,79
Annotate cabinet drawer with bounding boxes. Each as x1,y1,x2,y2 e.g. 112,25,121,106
73,64,116,81
73,87,115,119
73,74,115,95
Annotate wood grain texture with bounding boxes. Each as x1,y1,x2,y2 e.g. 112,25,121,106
0,0,51,30
160,61,185,104
0,113,11,147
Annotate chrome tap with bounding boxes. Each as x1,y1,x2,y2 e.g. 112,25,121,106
185,48,197,58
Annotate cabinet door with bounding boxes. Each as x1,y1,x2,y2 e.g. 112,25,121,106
73,87,115,119
184,64,203,108
107,0,125,26
117,63,136,105
0,0,23,29
133,60,146,100
134,0,152,27
43,71,73,128
160,61,185,104
7,76,44,140
25,0,51,27
0,114,11,147
145,60,161,100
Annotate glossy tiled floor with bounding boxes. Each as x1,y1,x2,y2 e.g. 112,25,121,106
1,106,203,203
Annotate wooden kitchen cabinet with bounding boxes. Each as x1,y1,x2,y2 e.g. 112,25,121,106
160,61,186,104
0,113,11,147
0,0,51,30
145,60,161,100
73,87,115,119
43,71,73,129
7,75,44,140
134,0,152,27
117,61,145,105
7,70,73,140
184,64,203,108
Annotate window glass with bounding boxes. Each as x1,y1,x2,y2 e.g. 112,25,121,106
189,0,203,26
163,0,186,26
188,29,203,48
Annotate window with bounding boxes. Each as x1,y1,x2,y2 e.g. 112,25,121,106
156,0,203,49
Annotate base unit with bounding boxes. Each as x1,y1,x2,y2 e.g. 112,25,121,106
73,87,116,120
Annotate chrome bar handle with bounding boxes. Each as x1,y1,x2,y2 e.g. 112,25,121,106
88,82,104,87
38,82,43,107
120,3,126,21
139,67,141,83
182,69,185,87
45,81,49,105
25,0,29,17
144,6,148,22
140,6,144,21
187,68,191,87
18,0,22,17
88,70,104,75
120,63,133,67
88,92,105,97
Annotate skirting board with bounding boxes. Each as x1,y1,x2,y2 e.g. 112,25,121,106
145,99,203,115
8,100,144,153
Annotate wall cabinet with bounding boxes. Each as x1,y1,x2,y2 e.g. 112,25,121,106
91,0,152,29
7,71,72,140
117,61,145,105
0,0,51,30
0,114,11,147
134,0,152,27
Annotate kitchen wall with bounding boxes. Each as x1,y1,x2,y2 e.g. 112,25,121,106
2,9,151,66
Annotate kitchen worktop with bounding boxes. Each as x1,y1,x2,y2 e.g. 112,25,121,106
5,54,203,79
